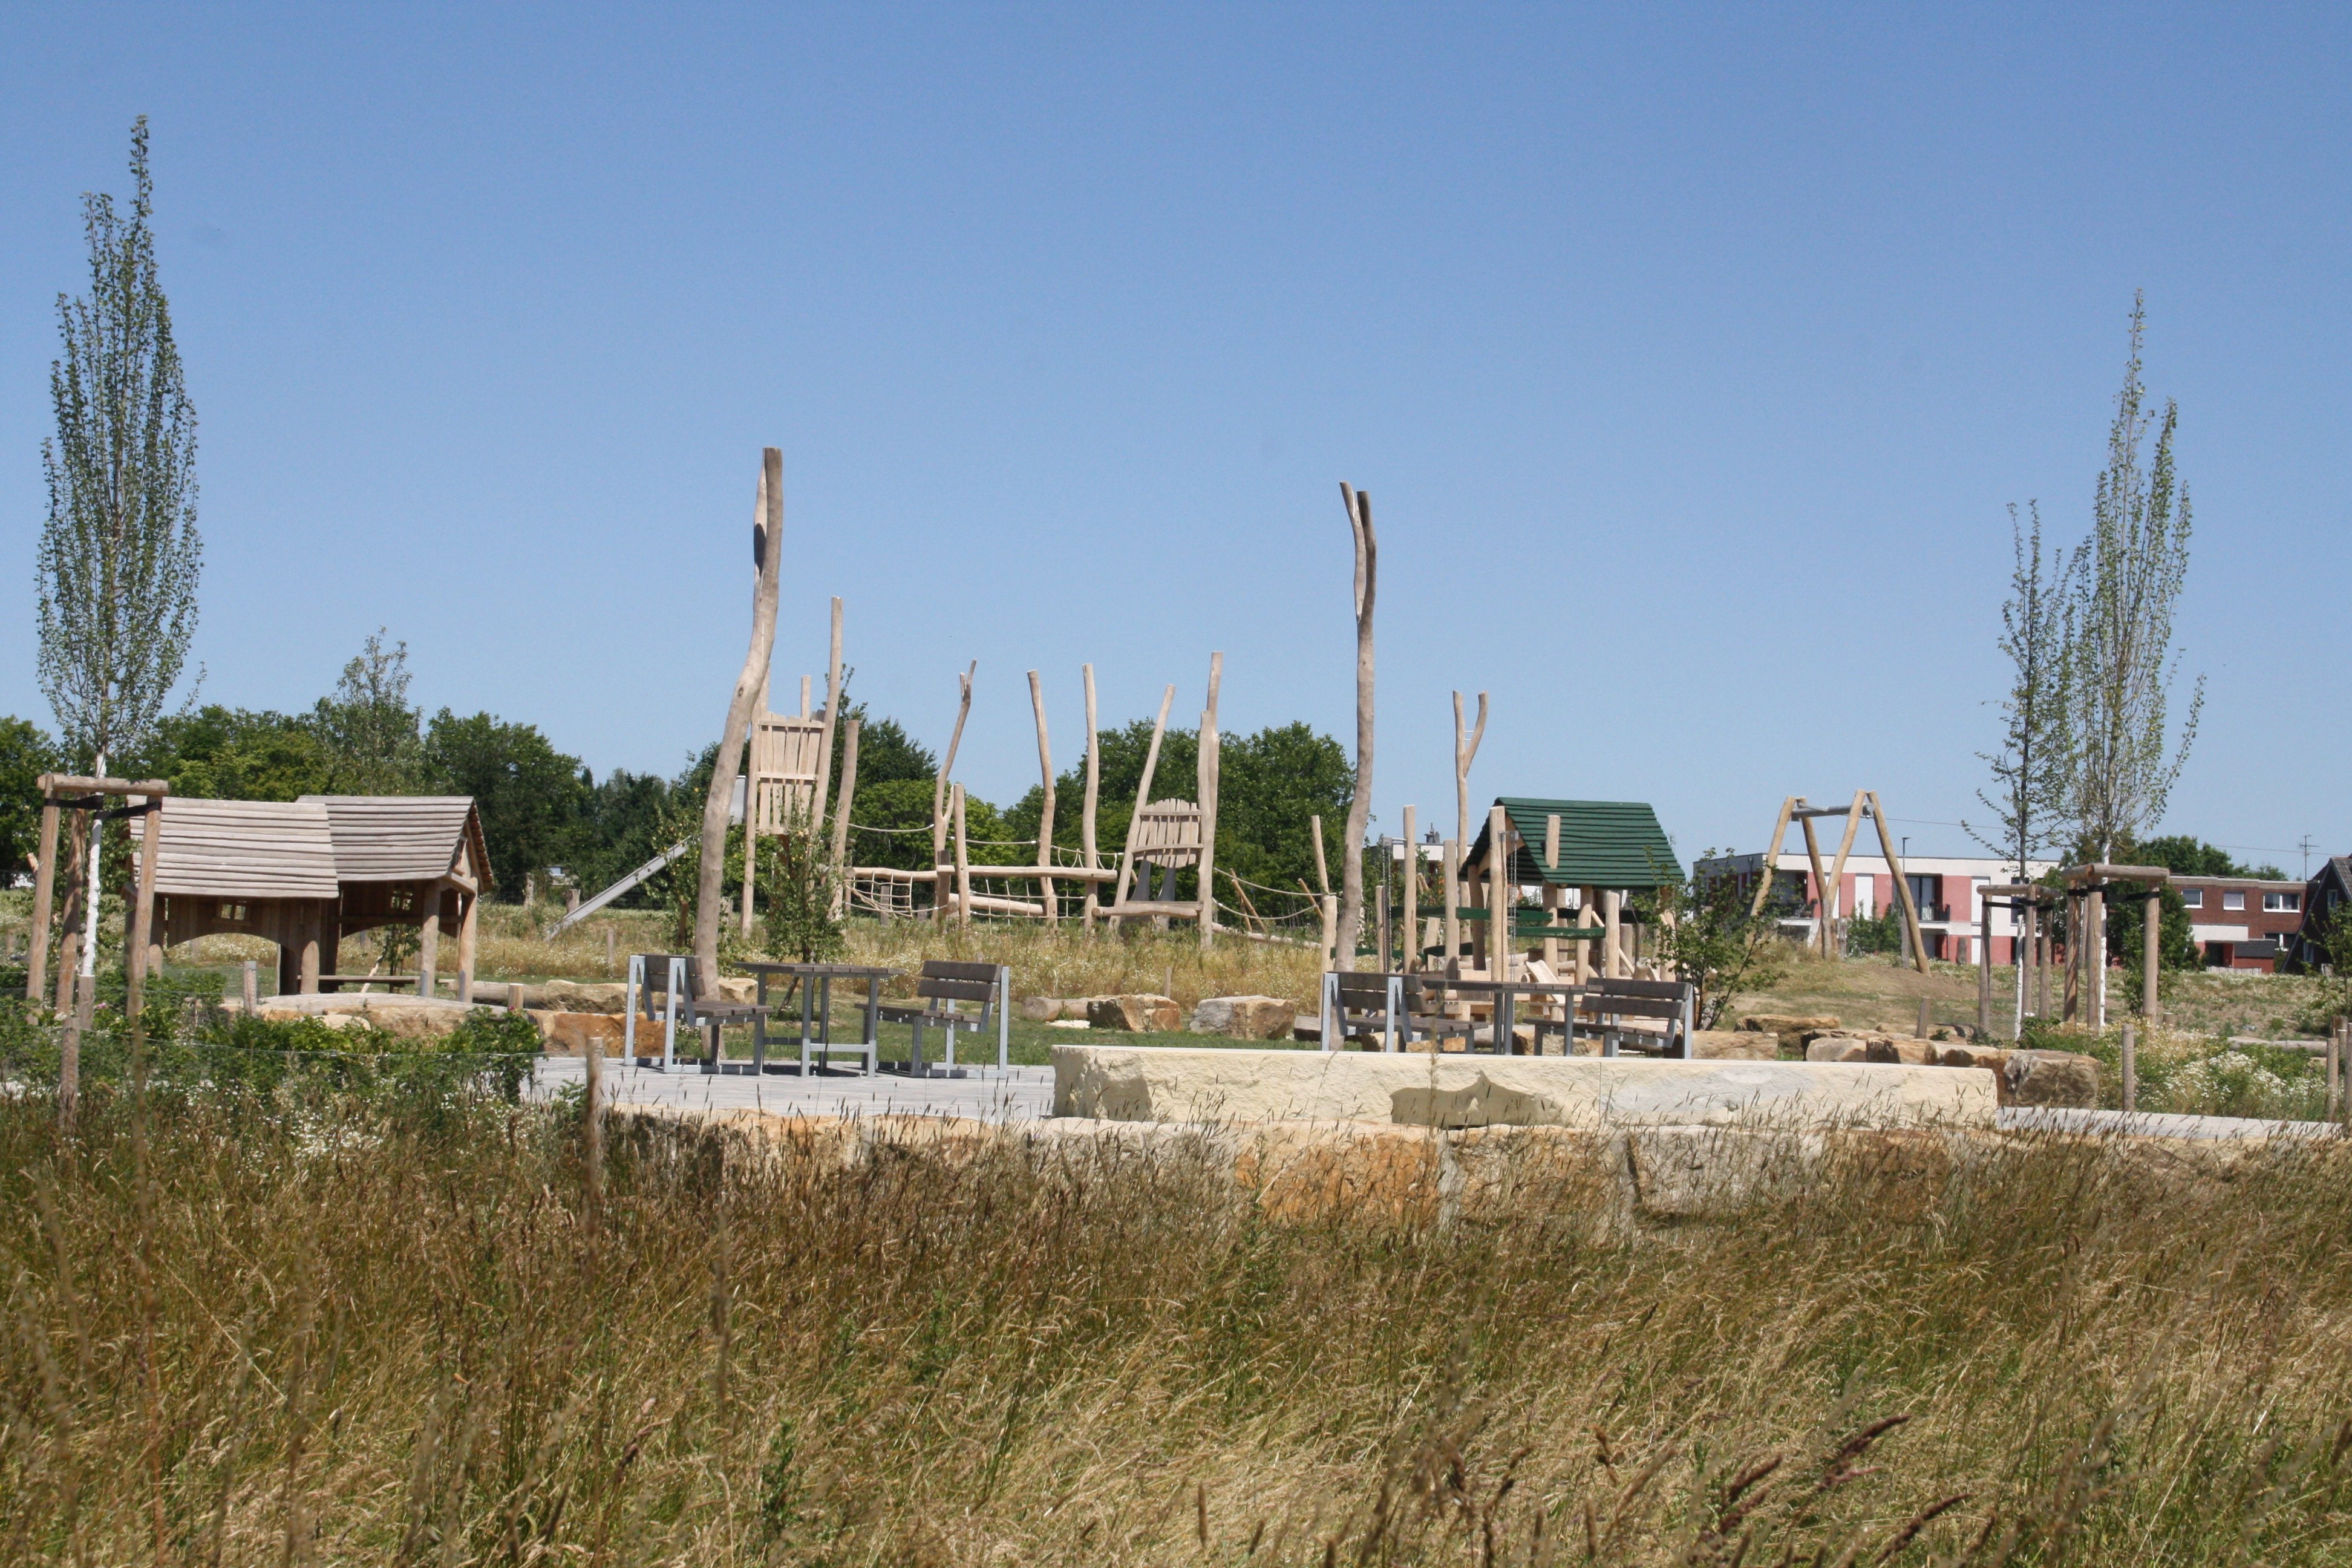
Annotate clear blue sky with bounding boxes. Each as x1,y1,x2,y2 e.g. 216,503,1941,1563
4,4,2345,872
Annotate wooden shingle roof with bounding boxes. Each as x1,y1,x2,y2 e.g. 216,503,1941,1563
144,797,341,901
301,796,490,888
1466,797,1683,890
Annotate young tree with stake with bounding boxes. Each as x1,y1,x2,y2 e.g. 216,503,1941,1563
35,117,202,1004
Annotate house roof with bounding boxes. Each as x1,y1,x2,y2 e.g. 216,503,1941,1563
300,795,491,889
143,797,341,901
1465,797,1682,889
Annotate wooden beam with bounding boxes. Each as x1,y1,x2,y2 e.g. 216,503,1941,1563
2143,888,2161,1022
1339,485,1375,973
1866,791,1930,975
1488,804,1510,981
1798,811,1831,957
1441,838,1460,975
812,595,843,846
828,717,861,916
1112,684,1176,916
1818,789,1868,962
36,774,171,798
25,798,59,1003
1749,797,1798,918
953,783,973,930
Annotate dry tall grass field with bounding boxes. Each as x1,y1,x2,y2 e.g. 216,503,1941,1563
5,1088,2352,1566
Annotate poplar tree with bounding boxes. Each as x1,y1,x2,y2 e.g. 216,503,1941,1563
2065,295,2202,865
34,117,203,987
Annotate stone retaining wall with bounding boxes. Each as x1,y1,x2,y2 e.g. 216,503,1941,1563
1052,1045,1998,1131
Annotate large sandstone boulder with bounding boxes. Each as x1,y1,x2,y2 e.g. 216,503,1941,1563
1864,1036,1938,1066
1806,1035,1872,1063
1740,1013,1840,1050
1692,1030,1778,1061
1938,1043,2010,1072
1190,996,1295,1040
539,979,629,1014
256,994,484,1040
1021,996,1065,1023
529,1010,630,1056
2004,1049,2100,1109
1088,994,1183,1033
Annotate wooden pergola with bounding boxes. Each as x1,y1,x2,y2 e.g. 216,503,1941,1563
24,774,169,1022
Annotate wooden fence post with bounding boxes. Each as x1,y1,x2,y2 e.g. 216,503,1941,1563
2120,1021,2137,1113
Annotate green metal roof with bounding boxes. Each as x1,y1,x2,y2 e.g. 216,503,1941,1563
1464,797,1682,889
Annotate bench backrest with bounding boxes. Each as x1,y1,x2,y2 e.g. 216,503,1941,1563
915,959,1003,1018
634,954,704,1015
1579,978,1693,1022
1332,971,1428,1014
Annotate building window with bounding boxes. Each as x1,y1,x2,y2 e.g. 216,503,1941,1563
2181,888,2203,909
2264,891,2300,912
2223,890,2246,911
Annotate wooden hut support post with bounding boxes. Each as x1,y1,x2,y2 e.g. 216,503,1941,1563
1488,805,1511,981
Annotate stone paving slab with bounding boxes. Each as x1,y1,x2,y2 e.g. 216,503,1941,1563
531,1054,1054,1122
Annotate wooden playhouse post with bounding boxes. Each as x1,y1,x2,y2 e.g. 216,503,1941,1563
1488,804,1511,979
1440,838,1460,975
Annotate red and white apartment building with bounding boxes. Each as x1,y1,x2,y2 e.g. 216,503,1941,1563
1701,851,2056,965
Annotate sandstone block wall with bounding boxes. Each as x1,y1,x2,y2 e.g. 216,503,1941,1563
1051,1046,1998,1131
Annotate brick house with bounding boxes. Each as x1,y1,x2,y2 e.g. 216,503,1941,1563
2176,874,2308,972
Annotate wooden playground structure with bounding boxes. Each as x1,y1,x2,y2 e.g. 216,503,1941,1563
1750,791,1930,972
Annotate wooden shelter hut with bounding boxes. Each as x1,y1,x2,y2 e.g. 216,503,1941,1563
144,797,343,996
138,794,491,998
1460,798,1681,980
304,795,492,999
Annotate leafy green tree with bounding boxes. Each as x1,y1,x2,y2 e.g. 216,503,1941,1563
2132,835,2284,881
313,630,422,793
139,705,330,801
0,718,60,884
2103,883,2200,972
421,710,587,897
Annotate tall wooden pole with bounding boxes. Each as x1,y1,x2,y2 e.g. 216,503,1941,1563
1080,664,1100,931
1750,797,1797,919
1400,805,1418,972
125,792,164,1026
1976,892,1992,1038
1798,811,1832,957
1339,483,1376,971
828,718,861,917
1866,792,1931,976
1028,670,1057,925
1196,652,1223,950
2085,887,2106,1030
813,596,843,844
696,449,786,995
930,662,977,925
2142,888,2161,1022
1312,814,1335,972
1818,791,1869,961
952,784,972,929
1452,690,1488,850
1488,804,1511,981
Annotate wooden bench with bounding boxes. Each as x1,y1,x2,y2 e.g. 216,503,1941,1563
877,959,1010,1075
1318,971,1489,1053
624,953,771,1073
316,973,422,993
1576,977,1695,1059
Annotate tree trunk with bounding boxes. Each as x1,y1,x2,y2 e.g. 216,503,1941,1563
1338,484,1376,970
696,449,785,996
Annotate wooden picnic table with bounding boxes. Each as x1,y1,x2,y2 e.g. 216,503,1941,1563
740,961,902,1075
1421,976,1585,1056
